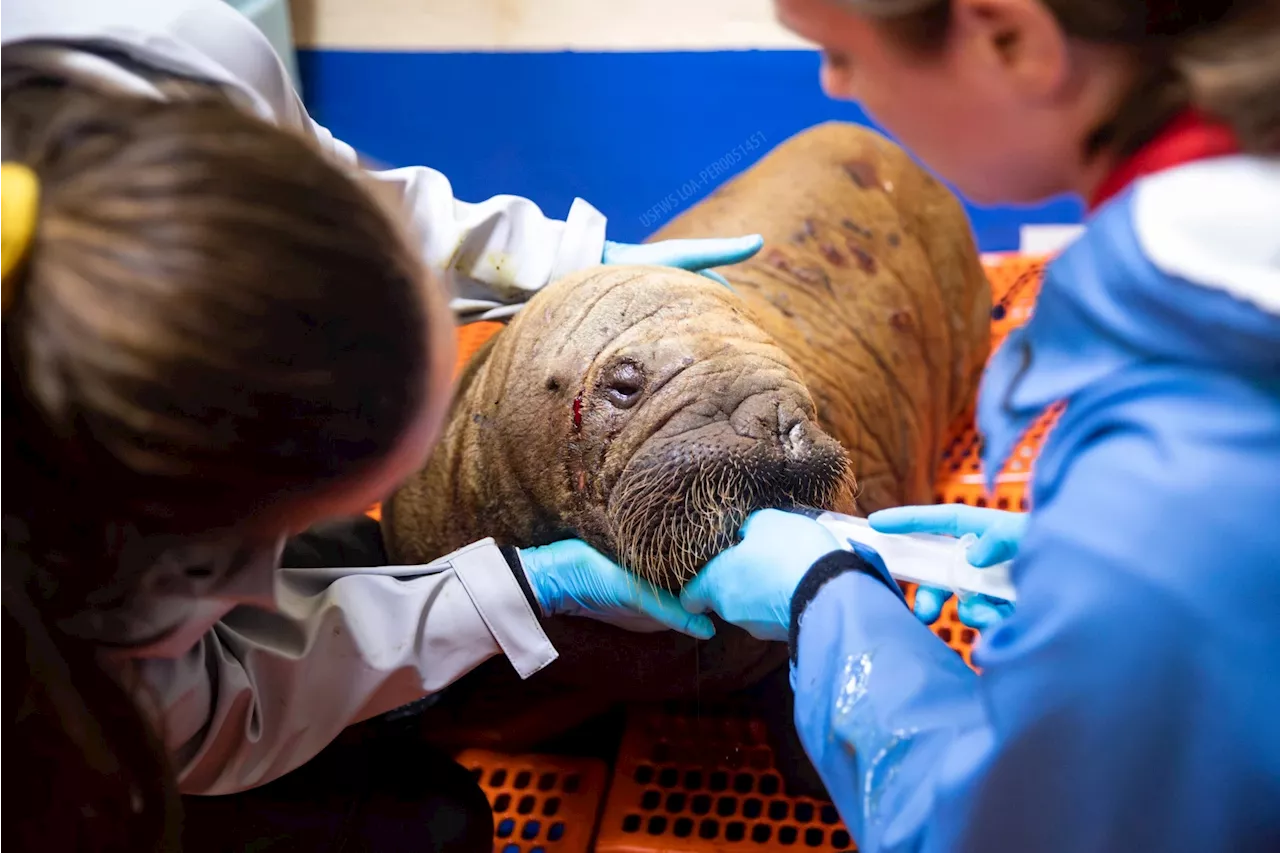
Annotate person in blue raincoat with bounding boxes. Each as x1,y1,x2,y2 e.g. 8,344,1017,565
681,1,1280,851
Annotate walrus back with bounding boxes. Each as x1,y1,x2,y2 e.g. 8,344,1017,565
649,122,991,511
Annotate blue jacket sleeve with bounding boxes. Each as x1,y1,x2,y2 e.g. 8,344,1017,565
790,399,1280,853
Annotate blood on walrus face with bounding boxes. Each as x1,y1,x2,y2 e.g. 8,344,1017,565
384,264,855,591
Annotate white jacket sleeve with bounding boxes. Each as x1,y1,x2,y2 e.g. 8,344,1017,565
2,0,610,322
133,539,558,795
170,0,609,322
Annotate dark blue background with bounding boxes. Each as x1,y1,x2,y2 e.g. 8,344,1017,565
298,48,1084,251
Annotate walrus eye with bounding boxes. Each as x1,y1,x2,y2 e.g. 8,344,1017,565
602,361,646,410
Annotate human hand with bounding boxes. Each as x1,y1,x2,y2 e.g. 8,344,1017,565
680,510,843,641
868,504,1025,630
602,235,764,287
518,540,715,638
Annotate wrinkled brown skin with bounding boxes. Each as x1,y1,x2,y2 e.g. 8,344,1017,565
384,266,852,747
651,122,992,511
383,123,990,749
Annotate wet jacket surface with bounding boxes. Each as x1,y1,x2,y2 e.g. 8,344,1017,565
790,152,1280,852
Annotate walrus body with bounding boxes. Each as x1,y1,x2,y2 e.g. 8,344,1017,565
383,122,990,749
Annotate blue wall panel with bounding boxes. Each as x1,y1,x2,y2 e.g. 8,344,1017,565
298,49,1084,252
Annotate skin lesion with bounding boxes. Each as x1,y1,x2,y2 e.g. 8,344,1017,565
842,158,879,188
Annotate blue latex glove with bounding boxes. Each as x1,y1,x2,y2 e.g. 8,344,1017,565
680,509,843,641
868,504,1027,630
519,540,715,639
602,235,764,287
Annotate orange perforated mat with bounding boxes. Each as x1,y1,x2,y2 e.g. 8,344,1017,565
595,704,854,853
456,321,507,370
456,749,609,853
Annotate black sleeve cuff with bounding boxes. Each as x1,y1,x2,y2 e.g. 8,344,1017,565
499,545,546,617
788,549,908,663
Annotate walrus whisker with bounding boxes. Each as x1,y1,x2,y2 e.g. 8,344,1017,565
607,441,852,590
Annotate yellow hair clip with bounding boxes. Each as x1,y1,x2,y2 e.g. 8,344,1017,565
2,162,41,313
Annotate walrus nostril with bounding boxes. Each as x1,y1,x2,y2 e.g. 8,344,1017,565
730,397,809,443
777,404,804,438
785,421,811,457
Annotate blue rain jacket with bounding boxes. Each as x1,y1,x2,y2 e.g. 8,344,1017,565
789,154,1280,853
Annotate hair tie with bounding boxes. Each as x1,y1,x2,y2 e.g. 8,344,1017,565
2,162,41,313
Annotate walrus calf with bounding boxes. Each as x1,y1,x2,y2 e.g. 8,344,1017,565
388,265,857,590
382,122,991,748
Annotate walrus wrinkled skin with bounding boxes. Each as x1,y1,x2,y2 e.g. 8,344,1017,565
650,121,991,511
387,265,856,591
382,122,990,749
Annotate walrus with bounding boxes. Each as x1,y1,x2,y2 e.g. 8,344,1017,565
382,122,991,749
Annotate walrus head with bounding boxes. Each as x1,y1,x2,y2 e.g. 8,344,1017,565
421,265,855,591
574,279,854,588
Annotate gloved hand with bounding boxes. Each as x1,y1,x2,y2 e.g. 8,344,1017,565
868,504,1026,630
602,235,764,287
518,540,715,639
680,510,843,641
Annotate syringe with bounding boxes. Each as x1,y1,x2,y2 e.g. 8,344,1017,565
787,508,1016,603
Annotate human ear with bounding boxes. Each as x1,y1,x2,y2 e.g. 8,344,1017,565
951,0,1071,101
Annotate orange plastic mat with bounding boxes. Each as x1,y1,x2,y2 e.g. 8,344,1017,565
455,321,507,372
595,704,854,853
456,749,609,853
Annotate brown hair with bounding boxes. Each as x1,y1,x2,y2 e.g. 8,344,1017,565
2,67,438,850
845,0,1280,157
